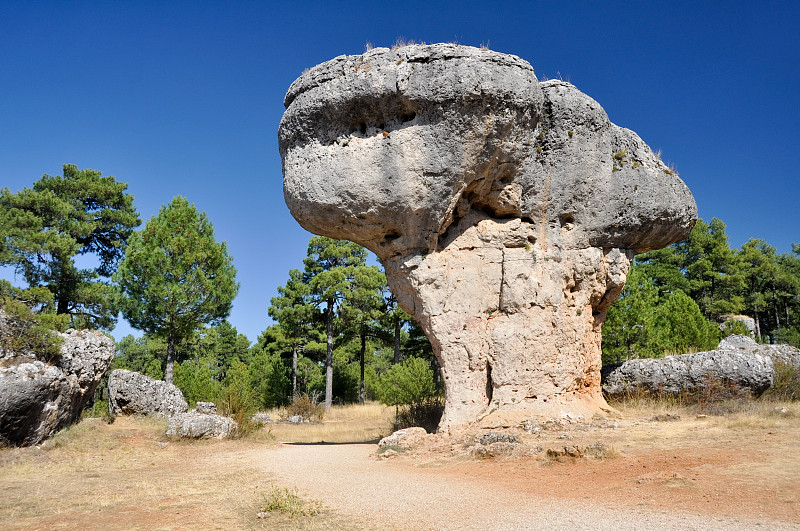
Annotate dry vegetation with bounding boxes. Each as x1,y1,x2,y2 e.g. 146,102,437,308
1,398,798,529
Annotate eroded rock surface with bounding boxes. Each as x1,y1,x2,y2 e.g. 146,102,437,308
166,409,237,439
108,369,188,418
279,44,697,428
602,335,799,399
0,329,114,446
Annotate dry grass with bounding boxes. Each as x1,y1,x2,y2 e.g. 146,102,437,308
263,401,394,444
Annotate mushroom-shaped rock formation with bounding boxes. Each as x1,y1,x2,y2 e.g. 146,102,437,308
279,44,697,429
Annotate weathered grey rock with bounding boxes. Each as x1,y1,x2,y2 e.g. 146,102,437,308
720,315,756,335
195,401,217,414
476,431,519,445
0,329,114,446
107,369,188,418
280,44,697,428
378,426,427,449
251,412,271,425
166,410,237,439
718,334,800,368
602,349,774,398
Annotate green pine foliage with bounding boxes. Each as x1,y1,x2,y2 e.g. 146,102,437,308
372,357,437,406
603,217,800,363
114,196,239,384
0,281,68,362
0,164,140,329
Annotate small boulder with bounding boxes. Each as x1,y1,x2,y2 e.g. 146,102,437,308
195,402,217,415
107,369,188,418
378,427,428,449
166,411,237,439
476,431,519,445
251,412,271,425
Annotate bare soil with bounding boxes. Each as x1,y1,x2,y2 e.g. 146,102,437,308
1,402,799,530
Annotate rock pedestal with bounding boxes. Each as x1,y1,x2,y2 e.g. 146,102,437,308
279,44,697,428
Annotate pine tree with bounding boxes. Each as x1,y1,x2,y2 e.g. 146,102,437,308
114,196,238,384
301,237,367,410
0,164,140,329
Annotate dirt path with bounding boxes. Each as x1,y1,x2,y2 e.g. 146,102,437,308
252,441,798,530
2,411,799,530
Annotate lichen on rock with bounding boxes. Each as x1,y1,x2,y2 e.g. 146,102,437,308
279,44,697,429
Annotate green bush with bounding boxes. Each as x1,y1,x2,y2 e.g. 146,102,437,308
395,396,444,433
767,362,800,401
0,281,68,363
373,357,436,407
174,355,222,408
215,358,259,436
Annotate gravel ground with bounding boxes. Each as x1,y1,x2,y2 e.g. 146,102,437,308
256,443,798,530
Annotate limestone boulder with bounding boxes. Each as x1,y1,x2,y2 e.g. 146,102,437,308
601,335,800,400
166,410,237,439
717,334,800,368
279,44,697,428
601,349,774,398
0,329,114,446
378,426,428,449
107,369,188,418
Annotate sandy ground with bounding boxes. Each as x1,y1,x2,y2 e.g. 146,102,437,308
1,407,799,530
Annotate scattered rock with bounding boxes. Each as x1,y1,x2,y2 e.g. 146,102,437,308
279,43,697,429
107,369,188,418
378,427,428,449
166,411,237,439
476,431,520,445
470,441,520,458
583,441,613,458
546,446,584,459
519,420,542,435
379,448,398,459
251,412,272,425
286,415,308,424
195,402,217,414
0,329,114,446
651,414,681,422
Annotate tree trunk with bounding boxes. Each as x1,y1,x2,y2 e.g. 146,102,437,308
291,346,298,397
359,325,366,404
772,287,780,329
754,310,762,342
165,333,175,385
325,300,334,410
393,314,401,365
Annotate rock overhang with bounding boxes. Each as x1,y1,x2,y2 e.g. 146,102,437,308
280,44,697,262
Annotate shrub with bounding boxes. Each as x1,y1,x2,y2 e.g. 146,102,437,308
766,362,800,401
0,281,68,363
259,485,322,517
216,358,259,436
286,392,324,421
373,357,436,406
395,396,444,433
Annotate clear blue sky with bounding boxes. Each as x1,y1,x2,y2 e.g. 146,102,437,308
2,1,798,344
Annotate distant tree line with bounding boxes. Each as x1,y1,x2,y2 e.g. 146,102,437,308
603,218,800,364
